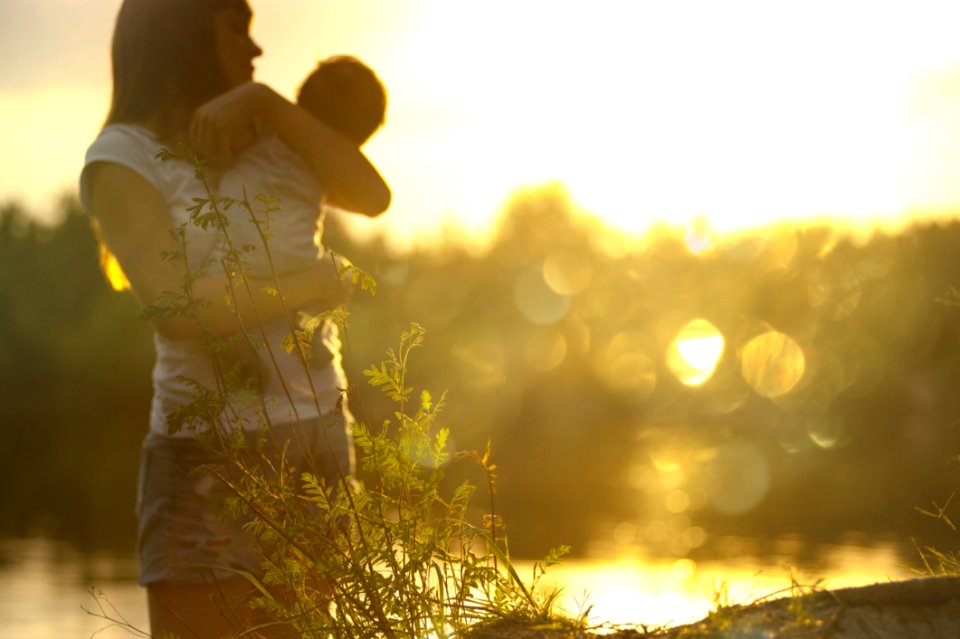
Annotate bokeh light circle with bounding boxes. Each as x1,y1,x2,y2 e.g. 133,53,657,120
513,267,570,324
521,329,568,372
597,331,658,401
543,250,593,295
667,319,725,387
706,440,771,515
740,331,805,398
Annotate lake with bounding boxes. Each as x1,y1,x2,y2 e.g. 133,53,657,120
0,535,917,638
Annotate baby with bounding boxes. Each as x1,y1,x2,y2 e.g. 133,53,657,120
214,56,386,408
219,55,387,276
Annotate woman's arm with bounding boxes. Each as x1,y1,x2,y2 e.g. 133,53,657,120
85,161,347,340
189,82,391,216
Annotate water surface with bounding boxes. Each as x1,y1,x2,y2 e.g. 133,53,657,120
0,536,916,638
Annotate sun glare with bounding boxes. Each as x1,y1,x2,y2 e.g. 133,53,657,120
332,0,960,246
9,1,960,245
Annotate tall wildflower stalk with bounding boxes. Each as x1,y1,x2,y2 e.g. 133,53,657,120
138,146,576,638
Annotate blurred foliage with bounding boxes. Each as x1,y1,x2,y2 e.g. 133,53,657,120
0,198,152,549
4,187,960,561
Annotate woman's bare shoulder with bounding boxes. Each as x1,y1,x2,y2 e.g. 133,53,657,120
81,124,190,213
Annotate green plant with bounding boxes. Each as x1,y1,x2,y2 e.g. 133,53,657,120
695,582,738,638
914,492,960,576
132,146,578,638
233,324,579,638
781,569,824,631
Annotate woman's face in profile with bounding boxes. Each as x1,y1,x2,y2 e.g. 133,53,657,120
214,6,263,88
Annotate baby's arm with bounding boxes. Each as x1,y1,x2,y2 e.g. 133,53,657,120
190,82,390,215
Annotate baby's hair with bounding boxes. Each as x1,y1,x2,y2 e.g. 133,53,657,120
297,55,386,146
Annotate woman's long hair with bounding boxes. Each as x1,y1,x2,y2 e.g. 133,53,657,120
106,0,250,141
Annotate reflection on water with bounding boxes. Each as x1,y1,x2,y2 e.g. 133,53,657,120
530,539,913,628
0,536,915,637
0,538,146,639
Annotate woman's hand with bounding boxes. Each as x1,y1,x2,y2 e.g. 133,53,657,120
189,82,276,167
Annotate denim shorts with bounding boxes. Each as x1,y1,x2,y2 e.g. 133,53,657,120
136,412,354,586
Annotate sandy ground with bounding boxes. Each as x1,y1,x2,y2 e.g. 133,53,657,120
656,576,960,638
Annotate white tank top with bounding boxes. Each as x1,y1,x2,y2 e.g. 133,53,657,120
80,124,344,437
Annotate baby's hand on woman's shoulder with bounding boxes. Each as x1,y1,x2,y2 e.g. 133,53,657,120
190,82,279,167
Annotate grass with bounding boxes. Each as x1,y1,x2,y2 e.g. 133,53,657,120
914,492,960,576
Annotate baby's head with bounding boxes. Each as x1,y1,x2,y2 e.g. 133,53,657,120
297,55,386,146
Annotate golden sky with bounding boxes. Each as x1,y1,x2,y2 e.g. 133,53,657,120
3,0,960,248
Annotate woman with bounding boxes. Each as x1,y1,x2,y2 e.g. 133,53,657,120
80,0,389,636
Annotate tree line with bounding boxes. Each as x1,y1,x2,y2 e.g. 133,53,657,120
3,189,960,562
